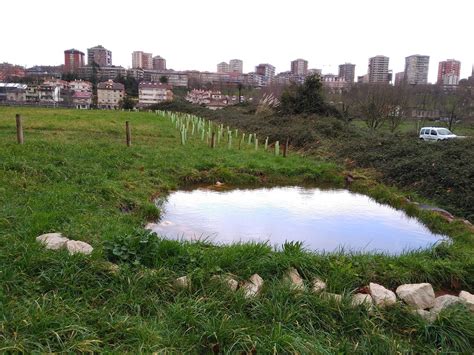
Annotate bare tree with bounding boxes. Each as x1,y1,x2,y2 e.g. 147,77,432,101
386,85,410,132
349,84,393,130
436,85,473,131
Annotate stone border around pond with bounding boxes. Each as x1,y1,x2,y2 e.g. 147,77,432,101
171,268,473,322
35,232,473,322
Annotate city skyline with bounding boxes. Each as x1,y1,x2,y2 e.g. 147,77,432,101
1,0,473,83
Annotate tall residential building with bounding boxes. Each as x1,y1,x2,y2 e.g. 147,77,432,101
468,65,474,82
132,51,153,69
291,58,308,76
217,62,230,73
404,55,429,85
88,45,112,67
437,59,461,86
255,64,275,80
338,63,356,83
64,49,85,73
368,55,390,83
153,56,167,71
229,59,243,73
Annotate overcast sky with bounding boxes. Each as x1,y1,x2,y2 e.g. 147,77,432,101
1,0,472,83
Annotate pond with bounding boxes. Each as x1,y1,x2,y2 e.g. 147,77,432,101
146,186,447,255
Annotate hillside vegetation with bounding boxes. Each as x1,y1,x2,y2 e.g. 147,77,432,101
152,98,474,221
0,107,473,352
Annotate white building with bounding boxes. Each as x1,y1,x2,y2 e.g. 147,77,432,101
217,62,230,73
321,74,349,92
69,80,92,93
186,89,229,109
69,80,92,109
0,83,27,102
138,82,173,107
229,59,243,73
404,55,429,85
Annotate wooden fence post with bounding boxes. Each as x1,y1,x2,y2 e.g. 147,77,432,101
16,114,24,144
211,132,216,148
283,138,289,157
125,121,131,147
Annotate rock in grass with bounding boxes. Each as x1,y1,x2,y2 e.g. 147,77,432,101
283,267,304,291
311,278,327,294
396,283,435,309
242,274,264,298
36,233,69,250
369,283,396,307
175,276,191,290
413,309,436,323
352,293,373,307
459,291,474,312
211,275,239,292
144,222,159,230
66,240,94,255
431,295,461,314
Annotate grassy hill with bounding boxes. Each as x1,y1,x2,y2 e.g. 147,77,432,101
0,107,472,352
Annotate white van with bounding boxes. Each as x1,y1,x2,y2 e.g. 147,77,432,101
419,127,457,141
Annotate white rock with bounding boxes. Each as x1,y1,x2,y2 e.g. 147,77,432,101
431,295,461,314
36,233,69,250
459,291,474,312
144,222,159,230
242,274,264,298
312,278,327,294
283,267,304,291
352,293,373,307
413,309,436,323
322,292,342,302
369,283,397,307
66,240,93,255
211,275,239,292
175,276,191,289
396,283,435,309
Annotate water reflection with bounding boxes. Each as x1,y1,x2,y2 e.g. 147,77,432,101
147,187,447,255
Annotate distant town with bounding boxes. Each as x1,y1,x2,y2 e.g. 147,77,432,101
0,44,473,110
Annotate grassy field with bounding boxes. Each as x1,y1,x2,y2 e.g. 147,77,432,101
0,107,473,352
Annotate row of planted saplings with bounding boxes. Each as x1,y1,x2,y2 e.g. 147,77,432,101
157,110,289,157
13,111,288,156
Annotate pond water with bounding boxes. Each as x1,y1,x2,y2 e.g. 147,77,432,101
147,187,447,254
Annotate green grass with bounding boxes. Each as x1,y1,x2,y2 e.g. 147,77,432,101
0,107,473,352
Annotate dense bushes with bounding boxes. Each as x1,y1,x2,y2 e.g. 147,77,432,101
338,136,474,220
279,75,340,117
